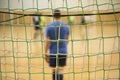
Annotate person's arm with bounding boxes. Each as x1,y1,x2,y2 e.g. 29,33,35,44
66,34,69,44
66,26,70,44
45,37,50,56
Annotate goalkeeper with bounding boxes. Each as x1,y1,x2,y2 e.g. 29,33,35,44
45,9,69,80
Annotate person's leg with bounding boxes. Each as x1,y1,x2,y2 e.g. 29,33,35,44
81,16,86,25
52,67,63,80
57,74,63,80
56,68,63,80
52,69,55,80
49,55,56,80
39,28,43,40
55,55,67,80
51,55,66,80
34,27,40,39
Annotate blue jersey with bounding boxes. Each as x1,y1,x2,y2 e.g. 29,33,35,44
46,21,69,54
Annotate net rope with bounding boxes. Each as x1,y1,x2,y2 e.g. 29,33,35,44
0,0,120,80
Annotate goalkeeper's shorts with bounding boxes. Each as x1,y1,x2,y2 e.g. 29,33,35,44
49,54,67,68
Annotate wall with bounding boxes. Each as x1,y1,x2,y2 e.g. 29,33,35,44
0,0,120,11
0,0,120,25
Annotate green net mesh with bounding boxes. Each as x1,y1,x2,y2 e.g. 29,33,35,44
0,0,120,80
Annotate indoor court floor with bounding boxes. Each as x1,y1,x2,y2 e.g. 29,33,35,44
0,23,119,80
